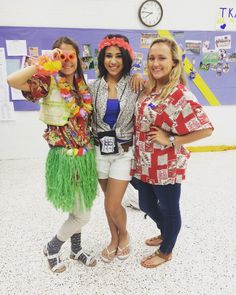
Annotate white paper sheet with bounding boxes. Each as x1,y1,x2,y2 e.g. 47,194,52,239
0,101,15,120
10,87,25,101
6,40,27,56
0,48,10,102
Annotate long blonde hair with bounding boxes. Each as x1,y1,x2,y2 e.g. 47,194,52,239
145,37,187,99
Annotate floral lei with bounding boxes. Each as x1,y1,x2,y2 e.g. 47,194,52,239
36,53,92,119
55,74,93,119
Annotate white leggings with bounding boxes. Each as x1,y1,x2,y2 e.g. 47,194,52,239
56,198,91,241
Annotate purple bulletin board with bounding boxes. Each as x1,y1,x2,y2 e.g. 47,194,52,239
0,26,236,110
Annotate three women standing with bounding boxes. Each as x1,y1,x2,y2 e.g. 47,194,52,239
7,33,213,270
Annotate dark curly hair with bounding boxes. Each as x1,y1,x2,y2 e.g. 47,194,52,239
98,34,133,78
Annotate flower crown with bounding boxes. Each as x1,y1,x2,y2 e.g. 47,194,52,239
98,37,134,60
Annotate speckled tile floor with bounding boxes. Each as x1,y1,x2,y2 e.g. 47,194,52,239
0,151,235,295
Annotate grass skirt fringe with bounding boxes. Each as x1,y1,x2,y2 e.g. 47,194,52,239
45,147,97,212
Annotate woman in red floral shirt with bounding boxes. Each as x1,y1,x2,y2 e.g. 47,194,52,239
131,37,214,268
7,37,97,273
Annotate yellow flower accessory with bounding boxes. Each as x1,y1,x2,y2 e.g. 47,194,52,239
37,54,62,76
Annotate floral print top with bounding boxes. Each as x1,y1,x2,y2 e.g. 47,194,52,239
23,74,92,156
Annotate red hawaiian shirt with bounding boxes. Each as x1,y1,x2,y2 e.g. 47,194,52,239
131,83,213,185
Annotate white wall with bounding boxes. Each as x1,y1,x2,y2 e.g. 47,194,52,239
0,0,225,31
0,0,235,159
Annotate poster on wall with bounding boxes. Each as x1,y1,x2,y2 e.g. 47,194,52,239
215,5,236,31
0,48,9,103
6,40,27,56
0,101,15,120
185,40,202,54
215,35,231,49
0,47,15,120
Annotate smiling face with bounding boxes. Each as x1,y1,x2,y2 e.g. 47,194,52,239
58,43,78,80
104,46,124,80
148,42,175,85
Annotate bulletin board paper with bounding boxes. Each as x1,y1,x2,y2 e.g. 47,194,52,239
1,26,236,111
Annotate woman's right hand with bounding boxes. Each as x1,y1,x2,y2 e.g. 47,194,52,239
130,73,146,93
148,126,170,146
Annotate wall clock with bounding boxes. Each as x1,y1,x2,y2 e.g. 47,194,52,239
138,0,163,27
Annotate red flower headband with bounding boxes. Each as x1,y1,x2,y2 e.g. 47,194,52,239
98,37,134,60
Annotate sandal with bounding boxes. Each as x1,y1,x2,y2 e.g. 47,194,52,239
43,245,66,273
117,243,131,260
70,249,97,267
141,250,172,268
145,235,163,247
100,247,117,263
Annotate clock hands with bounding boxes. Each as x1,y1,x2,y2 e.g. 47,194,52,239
141,11,153,18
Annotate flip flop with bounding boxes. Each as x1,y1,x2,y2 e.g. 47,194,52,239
100,247,117,263
117,243,131,260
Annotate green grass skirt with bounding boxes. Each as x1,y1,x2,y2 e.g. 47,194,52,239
45,147,97,212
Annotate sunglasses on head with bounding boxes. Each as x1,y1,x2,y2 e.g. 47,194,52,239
53,51,76,62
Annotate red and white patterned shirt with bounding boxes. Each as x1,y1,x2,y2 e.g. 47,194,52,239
131,83,213,185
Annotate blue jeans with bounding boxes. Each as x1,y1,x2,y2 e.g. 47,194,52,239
138,180,181,254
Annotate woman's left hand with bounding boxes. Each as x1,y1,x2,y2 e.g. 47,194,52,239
147,127,170,146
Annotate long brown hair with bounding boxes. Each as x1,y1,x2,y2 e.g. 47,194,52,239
145,37,187,99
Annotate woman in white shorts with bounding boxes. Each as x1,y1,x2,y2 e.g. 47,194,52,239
89,34,139,262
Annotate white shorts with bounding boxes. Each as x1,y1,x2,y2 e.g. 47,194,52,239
95,146,133,181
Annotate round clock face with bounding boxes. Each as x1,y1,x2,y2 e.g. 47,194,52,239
139,0,163,27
